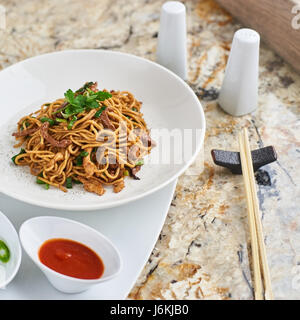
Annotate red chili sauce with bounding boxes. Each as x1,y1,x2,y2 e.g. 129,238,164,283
39,238,104,280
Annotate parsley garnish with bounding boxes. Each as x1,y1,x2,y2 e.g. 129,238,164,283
62,87,112,119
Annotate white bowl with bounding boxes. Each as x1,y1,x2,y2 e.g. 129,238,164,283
19,216,122,294
0,210,22,289
0,49,205,211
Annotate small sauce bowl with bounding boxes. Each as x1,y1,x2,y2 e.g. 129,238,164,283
19,216,122,294
0,210,22,289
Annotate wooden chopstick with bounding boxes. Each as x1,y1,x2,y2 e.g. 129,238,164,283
242,128,274,300
238,131,263,300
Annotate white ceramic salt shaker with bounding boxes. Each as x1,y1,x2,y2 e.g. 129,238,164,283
218,28,260,116
156,1,187,80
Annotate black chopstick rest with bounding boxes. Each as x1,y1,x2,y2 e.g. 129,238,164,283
211,146,277,174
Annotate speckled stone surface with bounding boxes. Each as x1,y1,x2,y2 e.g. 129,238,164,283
0,0,299,300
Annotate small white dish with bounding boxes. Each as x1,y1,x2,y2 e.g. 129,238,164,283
19,216,122,294
0,210,22,289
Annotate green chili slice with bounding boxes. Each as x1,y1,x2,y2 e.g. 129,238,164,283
0,240,10,263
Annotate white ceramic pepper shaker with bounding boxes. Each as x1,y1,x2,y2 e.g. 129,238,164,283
156,1,187,80
218,28,260,116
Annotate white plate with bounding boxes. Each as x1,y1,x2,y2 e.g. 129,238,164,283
0,50,205,210
0,180,177,300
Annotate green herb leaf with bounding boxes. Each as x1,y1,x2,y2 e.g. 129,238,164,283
94,106,107,118
64,89,75,104
63,104,85,118
73,94,87,107
86,100,99,109
44,183,50,190
12,149,26,164
61,86,111,118
96,91,112,101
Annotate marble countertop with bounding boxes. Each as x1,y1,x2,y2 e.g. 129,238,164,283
0,0,299,300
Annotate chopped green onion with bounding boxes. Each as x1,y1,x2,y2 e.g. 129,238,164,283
68,115,77,130
36,177,45,184
75,156,83,166
55,118,67,123
132,107,138,112
0,240,10,263
94,106,107,118
36,175,50,189
73,179,82,184
124,170,129,176
40,117,55,126
22,120,30,128
66,177,73,189
11,149,26,164
80,151,89,157
135,159,144,166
